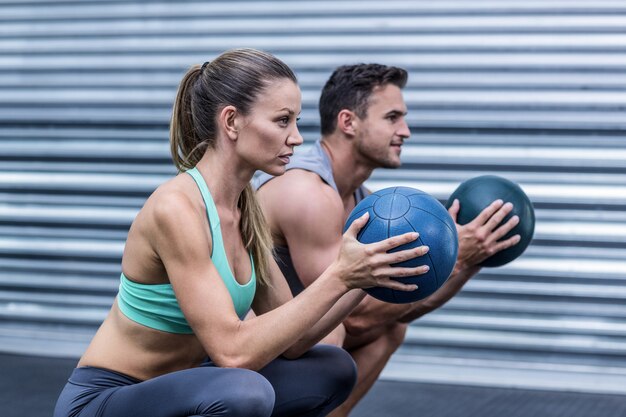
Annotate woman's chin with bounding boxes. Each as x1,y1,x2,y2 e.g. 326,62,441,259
260,165,287,177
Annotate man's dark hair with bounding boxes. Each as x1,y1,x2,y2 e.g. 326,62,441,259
319,64,408,135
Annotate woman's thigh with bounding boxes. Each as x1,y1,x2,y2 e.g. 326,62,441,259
55,366,275,417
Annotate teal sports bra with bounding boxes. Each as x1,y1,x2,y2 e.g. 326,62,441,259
117,167,257,334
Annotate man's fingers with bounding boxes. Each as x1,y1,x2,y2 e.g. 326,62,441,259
471,199,504,227
484,202,514,232
488,215,520,242
493,234,521,253
447,199,460,222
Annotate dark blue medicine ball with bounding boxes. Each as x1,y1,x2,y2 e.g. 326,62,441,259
344,186,458,304
446,175,535,267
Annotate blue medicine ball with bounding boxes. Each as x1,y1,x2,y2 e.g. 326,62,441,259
343,186,458,304
446,175,535,267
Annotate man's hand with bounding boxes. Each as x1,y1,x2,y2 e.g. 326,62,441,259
449,198,521,274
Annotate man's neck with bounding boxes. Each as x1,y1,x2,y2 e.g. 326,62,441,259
320,135,374,205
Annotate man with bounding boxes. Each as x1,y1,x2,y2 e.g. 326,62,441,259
255,64,520,416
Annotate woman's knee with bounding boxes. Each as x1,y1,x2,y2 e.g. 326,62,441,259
196,369,275,417
309,345,357,399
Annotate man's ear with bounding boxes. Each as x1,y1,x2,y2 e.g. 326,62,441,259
219,105,240,141
337,109,358,137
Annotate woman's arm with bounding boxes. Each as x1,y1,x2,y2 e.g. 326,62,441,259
251,222,428,359
155,192,423,371
252,256,366,358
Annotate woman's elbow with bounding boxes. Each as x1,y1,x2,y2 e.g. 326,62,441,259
211,351,264,371
281,344,308,360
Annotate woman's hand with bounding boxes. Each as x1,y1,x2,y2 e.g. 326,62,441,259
333,212,430,292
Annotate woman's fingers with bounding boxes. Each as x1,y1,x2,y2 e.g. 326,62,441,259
344,212,369,238
377,265,430,279
378,280,418,292
367,262,430,292
373,265,430,291
372,231,419,252
366,237,429,281
373,244,429,265
343,226,432,292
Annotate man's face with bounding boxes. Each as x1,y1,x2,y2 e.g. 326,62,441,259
353,84,410,169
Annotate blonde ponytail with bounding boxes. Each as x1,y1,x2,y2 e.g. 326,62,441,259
168,49,296,286
239,184,274,287
170,65,205,172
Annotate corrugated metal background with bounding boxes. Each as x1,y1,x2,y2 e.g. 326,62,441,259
2,0,626,393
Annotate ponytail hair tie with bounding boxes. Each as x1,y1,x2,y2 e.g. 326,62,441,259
201,61,210,71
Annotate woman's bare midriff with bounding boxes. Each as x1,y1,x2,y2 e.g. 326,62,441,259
78,300,207,381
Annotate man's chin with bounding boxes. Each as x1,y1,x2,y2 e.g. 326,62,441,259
380,158,402,169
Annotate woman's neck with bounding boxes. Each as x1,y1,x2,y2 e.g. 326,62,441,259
194,148,253,213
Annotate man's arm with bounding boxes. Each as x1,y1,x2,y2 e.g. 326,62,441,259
252,175,347,350
257,169,345,288
397,198,521,323
336,197,523,330
257,169,349,345
258,170,427,338
259,171,522,336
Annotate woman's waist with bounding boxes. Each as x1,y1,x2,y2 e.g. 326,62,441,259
79,339,207,381
80,307,207,380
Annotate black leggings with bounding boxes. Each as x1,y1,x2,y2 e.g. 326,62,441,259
53,345,356,417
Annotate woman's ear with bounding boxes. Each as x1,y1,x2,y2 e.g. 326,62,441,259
337,109,358,137
219,105,240,141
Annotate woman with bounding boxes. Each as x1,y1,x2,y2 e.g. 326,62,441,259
53,49,428,417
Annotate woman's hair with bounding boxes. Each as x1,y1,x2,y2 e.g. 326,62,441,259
319,63,407,136
170,48,297,287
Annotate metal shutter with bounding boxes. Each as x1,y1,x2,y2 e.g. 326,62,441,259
2,0,626,392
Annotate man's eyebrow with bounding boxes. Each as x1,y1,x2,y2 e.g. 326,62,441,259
385,109,407,116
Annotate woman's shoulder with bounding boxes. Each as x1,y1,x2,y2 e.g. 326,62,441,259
134,174,213,254
143,174,204,227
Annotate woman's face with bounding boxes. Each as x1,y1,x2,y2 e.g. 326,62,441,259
236,78,303,176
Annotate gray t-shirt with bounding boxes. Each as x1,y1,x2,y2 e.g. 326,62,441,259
254,140,369,295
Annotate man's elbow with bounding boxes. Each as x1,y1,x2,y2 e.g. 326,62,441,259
343,316,371,337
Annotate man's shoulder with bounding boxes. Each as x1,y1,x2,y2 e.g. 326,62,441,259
255,141,335,191
271,169,339,203
275,173,345,239
259,169,343,222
